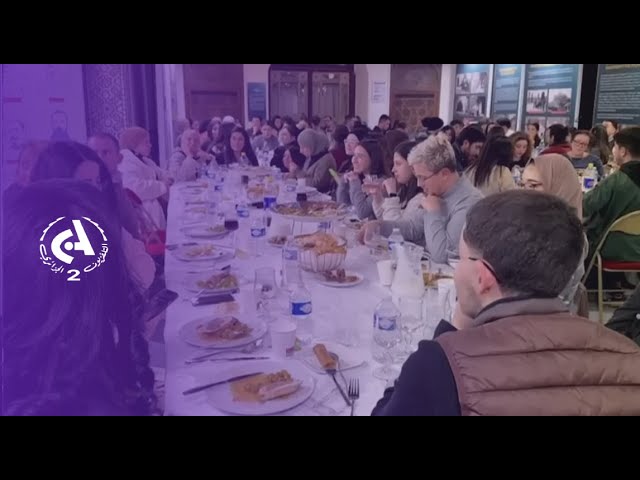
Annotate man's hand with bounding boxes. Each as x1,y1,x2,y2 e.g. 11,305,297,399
422,194,442,212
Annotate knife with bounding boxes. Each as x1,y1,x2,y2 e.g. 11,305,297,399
210,356,269,362
182,372,263,396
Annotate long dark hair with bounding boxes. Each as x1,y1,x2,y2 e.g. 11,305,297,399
380,129,409,175
357,140,386,179
590,124,612,164
219,126,258,166
2,180,156,415
394,141,422,207
470,136,513,188
31,141,119,216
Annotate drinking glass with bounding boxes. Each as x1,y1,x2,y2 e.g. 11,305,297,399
254,267,277,321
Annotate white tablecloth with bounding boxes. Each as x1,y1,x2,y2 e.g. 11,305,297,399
162,183,450,416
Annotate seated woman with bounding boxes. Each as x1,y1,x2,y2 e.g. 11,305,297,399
31,141,156,291
270,124,298,172
339,130,365,174
291,129,336,194
282,144,307,175
372,141,423,221
522,154,585,313
568,130,605,179
336,139,386,219
216,126,258,166
4,140,49,200
3,180,157,416
169,129,213,182
511,132,532,169
463,136,516,196
380,129,410,175
119,127,171,230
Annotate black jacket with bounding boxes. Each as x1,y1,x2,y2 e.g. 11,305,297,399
371,320,462,416
607,285,640,347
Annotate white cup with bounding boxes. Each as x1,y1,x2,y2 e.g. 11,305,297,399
377,259,395,286
437,279,457,322
270,319,297,358
297,178,307,188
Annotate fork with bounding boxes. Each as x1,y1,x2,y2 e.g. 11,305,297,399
348,378,360,417
185,339,263,365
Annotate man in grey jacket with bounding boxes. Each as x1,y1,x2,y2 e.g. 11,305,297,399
359,135,483,264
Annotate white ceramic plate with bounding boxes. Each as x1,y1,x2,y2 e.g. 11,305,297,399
181,225,230,239
183,271,241,294
298,342,366,374
206,360,314,415
179,318,267,349
317,272,364,288
171,244,232,262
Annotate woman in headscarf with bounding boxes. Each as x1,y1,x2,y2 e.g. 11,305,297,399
522,154,585,314
290,129,336,193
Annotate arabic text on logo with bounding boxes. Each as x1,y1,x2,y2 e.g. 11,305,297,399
38,216,108,282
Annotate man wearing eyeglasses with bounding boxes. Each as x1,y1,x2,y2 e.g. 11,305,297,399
372,190,640,416
358,135,483,264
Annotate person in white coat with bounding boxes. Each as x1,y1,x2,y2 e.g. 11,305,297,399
119,127,172,230
371,141,424,221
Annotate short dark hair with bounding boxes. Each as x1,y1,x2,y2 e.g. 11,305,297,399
613,127,640,158
496,118,512,129
311,115,322,127
463,190,584,297
548,124,569,145
456,126,486,147
89,132,119,151
379,114,390,123
605,119,620,130
251,116,263,122
571,129,593,143
450,119,464,128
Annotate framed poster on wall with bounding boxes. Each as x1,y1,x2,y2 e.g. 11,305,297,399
453,64,491,124
491,64,523,130
247,82,267,121
593,64,640,128
521,64,581,138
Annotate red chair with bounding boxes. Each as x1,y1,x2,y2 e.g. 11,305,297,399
125,189,167,257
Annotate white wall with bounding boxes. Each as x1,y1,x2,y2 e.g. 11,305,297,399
243,64,270,125
353,64,392,127
439,64,456,123
1,64,86,190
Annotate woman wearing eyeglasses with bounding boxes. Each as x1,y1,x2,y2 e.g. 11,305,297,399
568,130,604,179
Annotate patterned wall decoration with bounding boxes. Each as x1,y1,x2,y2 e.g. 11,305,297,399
83,64,134,137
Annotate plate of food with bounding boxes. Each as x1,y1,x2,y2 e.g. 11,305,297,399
421,264,453,289
171,243,230,262
179,316,267,349
318,269,364,288
207,360,314,415
270,201,346,223
294,232,347,272
183,271,240,294
267,235,288,248
299,342,366,374
181,224,230,239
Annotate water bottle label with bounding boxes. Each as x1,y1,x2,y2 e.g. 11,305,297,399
264,196,277,209
286,185,296,192
214,184,224,192
376,315,397,332
583,178,595,190
291,301,312,316
283,248,298,261
318,221,331,231
237,207,250,218
251,228,266,238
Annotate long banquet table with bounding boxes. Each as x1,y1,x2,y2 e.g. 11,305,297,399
162,179,450,416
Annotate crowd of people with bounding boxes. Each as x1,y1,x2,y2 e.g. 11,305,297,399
3,106,640,416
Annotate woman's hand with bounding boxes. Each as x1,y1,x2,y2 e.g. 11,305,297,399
345,171,359,182
383,177,398,195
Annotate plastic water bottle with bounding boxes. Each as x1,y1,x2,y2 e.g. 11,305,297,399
236,197,250,219
290,277,313,341
512,165,522,186
240,152,250,167
250,211,266,255
388,228,404,261
282,236,300,290
372,298,402,364
318,221,332,233
583,163,598,191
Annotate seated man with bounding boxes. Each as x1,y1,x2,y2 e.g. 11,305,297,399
583,127,640,263
540,124,571,156
359,135,483,264
452,126,485,172
607,283,640,347
372,190,640,416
